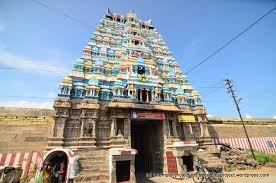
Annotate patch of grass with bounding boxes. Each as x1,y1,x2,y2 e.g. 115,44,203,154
224,164,233,172
247,150,276,165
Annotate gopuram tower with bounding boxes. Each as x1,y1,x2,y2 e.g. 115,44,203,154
47,10,219,183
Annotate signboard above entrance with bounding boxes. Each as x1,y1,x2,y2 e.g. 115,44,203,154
178,114,196,122
131,111,166,120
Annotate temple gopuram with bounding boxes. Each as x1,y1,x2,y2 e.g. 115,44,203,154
47,10,219,183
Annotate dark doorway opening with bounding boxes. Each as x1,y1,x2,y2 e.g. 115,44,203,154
131,120,163,173
44,151,68,182
142,90,147,102
116,160,130,182
182,155,194,172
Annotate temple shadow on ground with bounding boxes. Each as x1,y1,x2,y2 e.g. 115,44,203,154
135,173,156,183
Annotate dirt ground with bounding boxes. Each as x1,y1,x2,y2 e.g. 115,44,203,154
136,167,276,183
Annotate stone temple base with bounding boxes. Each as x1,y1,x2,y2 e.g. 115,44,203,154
47,137,64,150
78,137,96,147
110,136,127,148
166,141,198,174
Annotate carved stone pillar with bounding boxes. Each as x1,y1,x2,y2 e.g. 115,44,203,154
130,159,136,183
111,160,116,183
146,89,149,102
168,120,174,138
183,123,193,140
48,115,67,149
163,120,168,139
130,65,133,73
152,89,155,101
124,118,131,148
186,123,194,138
171,119,181,142
199,122,209,138
123,119,129,136
191,123,201,138
188,123,193,136
51,119,57,137
57,117,67,137
163,120,170,144
92,88,95,96
128,88,130,97
80,110,87,137
176,156,184,174
92,119,96,138
110,118,117,137
139,89,142,102
80,119,85,138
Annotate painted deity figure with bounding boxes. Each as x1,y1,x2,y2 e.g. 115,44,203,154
127,84,136,97
154,87,161,99
80,110,86,119
84,123,93,137
117,129,123,137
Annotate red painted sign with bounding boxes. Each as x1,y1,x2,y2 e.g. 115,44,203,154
131,111,166,120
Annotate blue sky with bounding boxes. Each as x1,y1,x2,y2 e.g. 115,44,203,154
0,0,275,118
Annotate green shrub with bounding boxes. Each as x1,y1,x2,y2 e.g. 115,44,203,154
247,150,276,165
268,154,276,163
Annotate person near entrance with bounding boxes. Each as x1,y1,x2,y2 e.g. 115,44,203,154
52,161,66,183
38,162,51,183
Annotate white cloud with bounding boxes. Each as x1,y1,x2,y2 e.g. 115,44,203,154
0,48,69,76
0,100,53,109
273,115,276,119
245,113,253,119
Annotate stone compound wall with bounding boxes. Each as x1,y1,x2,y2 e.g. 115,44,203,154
0,108,53,153
207,117,276,138
0,107,54,116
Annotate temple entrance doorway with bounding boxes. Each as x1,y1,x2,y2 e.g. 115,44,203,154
43,151,68,182
182,155,194,172
131,120,164,173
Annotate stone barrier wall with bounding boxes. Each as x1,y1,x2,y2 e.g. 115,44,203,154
0,116,53,153
208,117,276,138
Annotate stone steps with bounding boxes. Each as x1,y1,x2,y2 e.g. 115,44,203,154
81,165,109,171
74,174,109,183
79,153,107,157
78,156,107,159
74,149,110,183
80,162,108,169
80,161,108,166
78,156,108,162
78,169,109,175
197,148,222,166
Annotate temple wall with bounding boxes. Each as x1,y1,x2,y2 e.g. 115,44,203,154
0,116,53,153
207,117,276,138
1,108,276,153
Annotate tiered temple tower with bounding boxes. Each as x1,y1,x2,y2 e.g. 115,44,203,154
47,10,218,183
